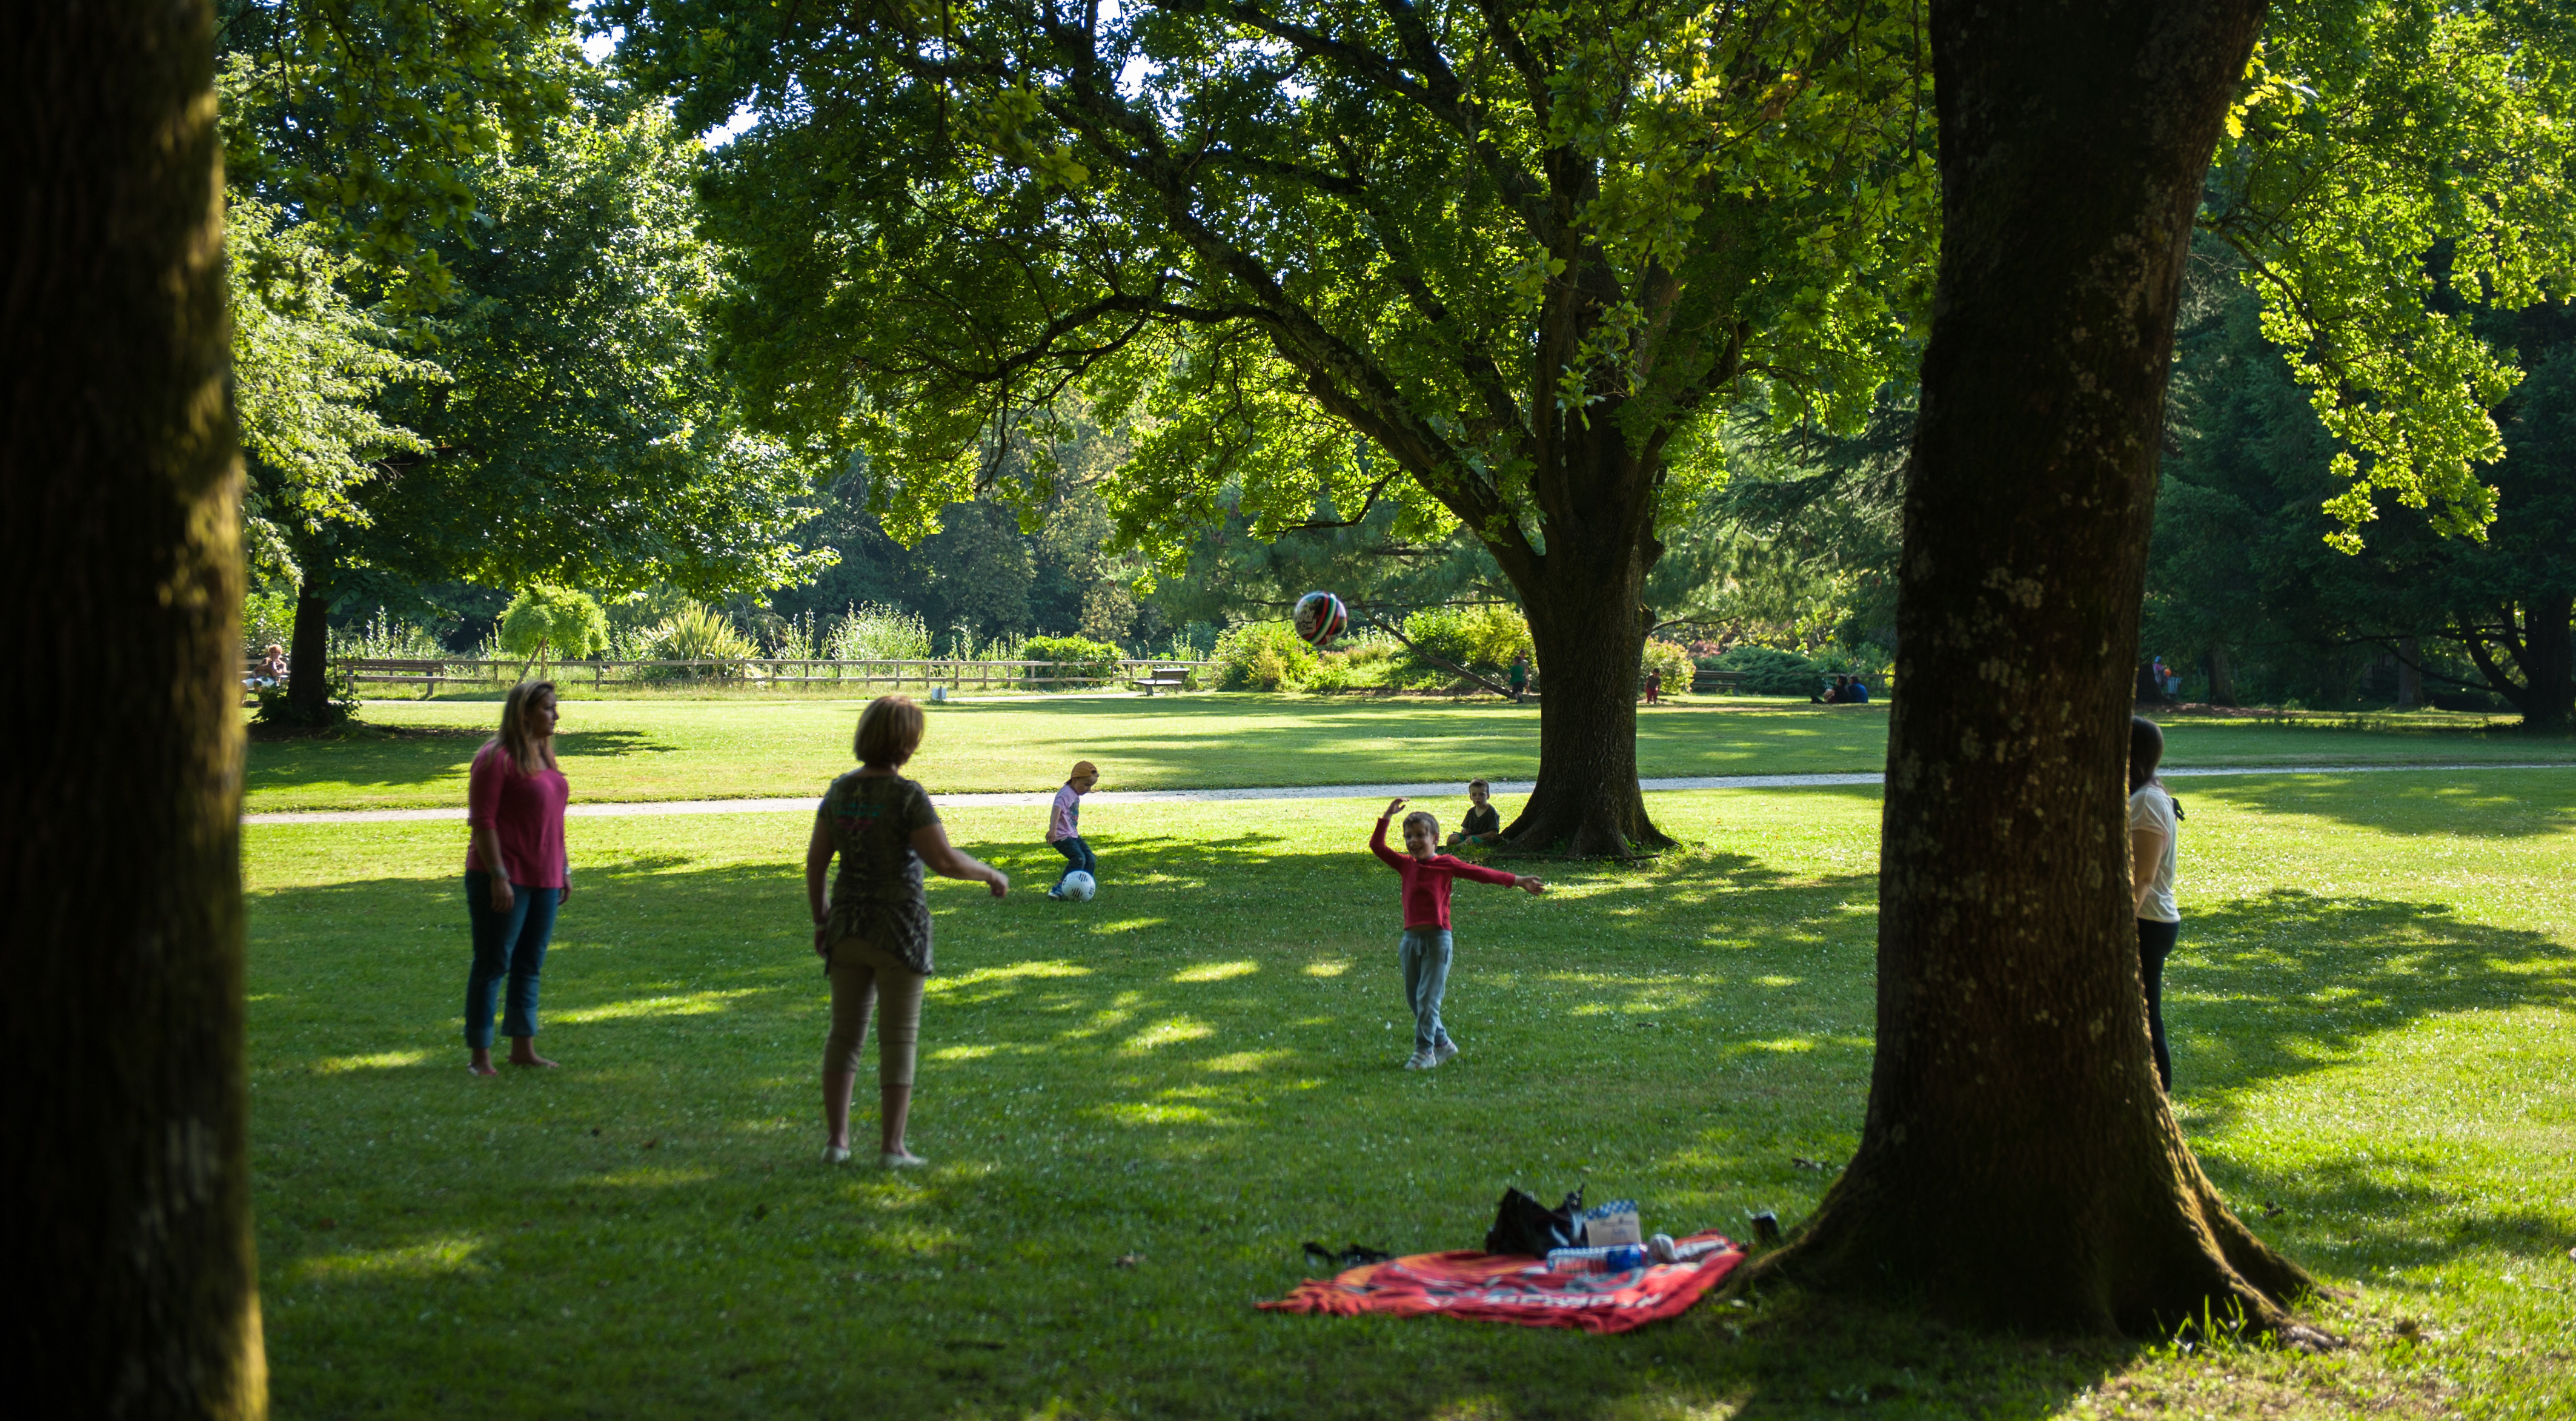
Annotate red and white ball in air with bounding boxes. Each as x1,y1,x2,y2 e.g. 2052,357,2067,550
1293,591,1348,648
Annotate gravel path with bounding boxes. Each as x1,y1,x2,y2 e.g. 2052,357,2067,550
239,761,2576,826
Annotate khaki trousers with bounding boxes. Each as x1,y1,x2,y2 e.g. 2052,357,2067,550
823,938,925,1087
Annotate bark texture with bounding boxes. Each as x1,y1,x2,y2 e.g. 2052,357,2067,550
1751,0,2317,1333
1499,420,1670,856
288,546,334,721
0,0,267,1411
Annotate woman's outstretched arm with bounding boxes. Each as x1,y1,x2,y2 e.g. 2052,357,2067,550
911,822,1009,897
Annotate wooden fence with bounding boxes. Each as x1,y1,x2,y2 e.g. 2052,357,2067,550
334,656,1210,698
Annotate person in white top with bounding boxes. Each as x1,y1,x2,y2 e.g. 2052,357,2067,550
2128,716,2181,1091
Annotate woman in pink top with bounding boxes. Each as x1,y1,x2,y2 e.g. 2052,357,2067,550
463,680,573,1075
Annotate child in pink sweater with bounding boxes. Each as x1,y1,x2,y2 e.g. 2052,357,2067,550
1371,797,1545,1069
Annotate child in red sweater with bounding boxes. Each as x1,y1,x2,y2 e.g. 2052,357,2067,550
1372,798,1546,1070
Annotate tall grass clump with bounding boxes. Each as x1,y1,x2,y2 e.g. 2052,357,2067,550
328,607,448,661
635,601,759,680
824,603,933,662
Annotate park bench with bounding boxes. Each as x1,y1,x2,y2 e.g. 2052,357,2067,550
1129,664,1194,695
342,657,450,698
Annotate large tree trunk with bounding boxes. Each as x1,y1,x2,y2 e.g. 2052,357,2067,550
2394,635,2423,709
2205,643,2239,707
1748,0,2319,1334
0,0,267,1413
1497,422,1671,857
287,542,334,721
2457,595,2576,727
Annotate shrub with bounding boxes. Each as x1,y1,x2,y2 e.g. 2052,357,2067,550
1212,621,1316,690
1712,644,1830,697
823,603,934,661
637,601,758,678
252,659,357,729
1393,604,1532,688
1642,638,1695,695
1020,634,1123,689
1303,655,1355,693
499,584,610,672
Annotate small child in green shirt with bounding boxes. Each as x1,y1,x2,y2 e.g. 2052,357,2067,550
1446,779,1503,847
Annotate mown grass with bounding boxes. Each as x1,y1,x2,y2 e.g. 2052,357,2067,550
243,693,2564,812
246,773,2575,1417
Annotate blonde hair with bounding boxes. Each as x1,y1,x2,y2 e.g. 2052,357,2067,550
855,695,926,767
493,680,559,775
1403,810,1439,841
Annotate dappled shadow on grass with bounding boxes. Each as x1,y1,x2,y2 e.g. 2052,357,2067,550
2162,888,2575,1285
2176,889,2574,1102
2180,772,2576,838
244,832,2143,1419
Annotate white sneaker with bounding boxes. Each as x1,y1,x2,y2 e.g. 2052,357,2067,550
1403,1048,1435,1070
1432,1039,1459,1066
881,1149,927,1168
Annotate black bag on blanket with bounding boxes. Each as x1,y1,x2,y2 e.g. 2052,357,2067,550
1484,1185,1585,1256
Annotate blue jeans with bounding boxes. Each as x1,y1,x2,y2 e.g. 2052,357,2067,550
1052,835,1097,889
465,870,560,1049
1399,927,1455,1052
2137,918,2178,1092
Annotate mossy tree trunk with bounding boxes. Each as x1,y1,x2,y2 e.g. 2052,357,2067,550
0,0,268,1409
1751,0,2322,1334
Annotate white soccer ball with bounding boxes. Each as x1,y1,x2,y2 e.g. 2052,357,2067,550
1059,870,1097,902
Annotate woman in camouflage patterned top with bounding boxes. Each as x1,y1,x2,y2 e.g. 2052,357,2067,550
804,695,1008,1167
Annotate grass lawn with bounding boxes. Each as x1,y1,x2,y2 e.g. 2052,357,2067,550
245,772,2575,1417
242,692,2572,812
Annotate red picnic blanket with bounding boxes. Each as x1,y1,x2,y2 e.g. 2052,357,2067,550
1258,1231,1744,1334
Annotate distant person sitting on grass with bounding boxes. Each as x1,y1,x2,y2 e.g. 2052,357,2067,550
1811,674,1848,705
463,680,571,1076
808,695,1009,1168
1372,798,1545,1071
1446,780,1503,848
1046,759,1101,899
1845,675,1870,703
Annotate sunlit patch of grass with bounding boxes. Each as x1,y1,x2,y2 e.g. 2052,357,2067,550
551,989,760,1023
313,1050,428,1072
1170,959,1258,982
290,1234,486,1284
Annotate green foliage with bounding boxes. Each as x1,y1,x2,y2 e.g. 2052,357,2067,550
330,607,448,661
228,200,443,581
216,0,576,300
823,603,934,662
606,0,1939,597
1641,639,1696,694
253,660,359,727
497,584,609,667
242,588,300,654
636,601,759,677
2207,0,2576,548
352,82,823,602
1397,605,1534,686
1713,644,1834,697
1211,622,1318,692
1018,635,1123,686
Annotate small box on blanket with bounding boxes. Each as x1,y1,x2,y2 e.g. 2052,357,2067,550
1579,1199,1642,1247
